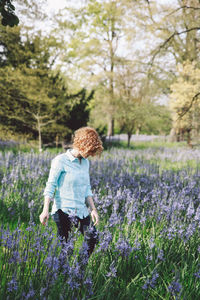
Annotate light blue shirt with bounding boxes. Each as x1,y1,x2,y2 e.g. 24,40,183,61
43,149,93,218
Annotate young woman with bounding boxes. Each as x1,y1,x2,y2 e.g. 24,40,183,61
39,127,103,255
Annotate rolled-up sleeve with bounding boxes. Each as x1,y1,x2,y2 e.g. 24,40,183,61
85,181,93,198
43,157,63,198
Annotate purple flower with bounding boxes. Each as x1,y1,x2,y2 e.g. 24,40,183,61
149,238,155,249
142,270,159,290
168,280,182,296
69,262,82,279
106,261,117,278
25,289,35,299
133,238,141,251
194,269,200,279
115,237,131,257
44,256,52,268
84,275,93,296
7,276,18,292
67,278,80,290
98,231,112,252
40,287,47,297
108,211,120,227
194,205,200,222
187,202,195,218
61,238,74,255
145,254,153,261
157,249,165,261
140,216,146,224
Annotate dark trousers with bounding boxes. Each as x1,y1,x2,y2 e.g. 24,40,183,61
53,209,98,256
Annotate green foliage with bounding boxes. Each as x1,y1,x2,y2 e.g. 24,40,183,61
0,21,94,148
170,61,200,145
4,0,200,144
1,146,200,299
140,104,172,135
0,0,19,27
55,0,130,135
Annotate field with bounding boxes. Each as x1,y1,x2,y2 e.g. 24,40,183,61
0,142,200,299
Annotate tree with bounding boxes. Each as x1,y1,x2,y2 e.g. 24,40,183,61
0,0,19,26
0,23,56,148
46,75,94,147
127,1,200,142
55,0,133,136
140,104,172,135
169,61,200,146
0,21,95,147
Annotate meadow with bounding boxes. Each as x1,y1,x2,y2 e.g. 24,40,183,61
0,141,200,299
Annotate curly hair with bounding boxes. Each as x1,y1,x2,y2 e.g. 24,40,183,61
72,127,103,157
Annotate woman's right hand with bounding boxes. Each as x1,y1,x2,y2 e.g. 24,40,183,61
39,211,49,226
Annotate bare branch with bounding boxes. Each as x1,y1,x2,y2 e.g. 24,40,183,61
177,92,200,119
49,53,60,69
40,120,55,127
146,0,157,24
149,27,200,68
166,6,200,18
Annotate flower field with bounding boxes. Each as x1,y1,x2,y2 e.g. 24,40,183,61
0,145,200,299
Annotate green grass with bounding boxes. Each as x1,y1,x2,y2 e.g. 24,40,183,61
1,142,200,299
104,139,187,150
1,217,199,299
141,157,200,172
0,138,191,155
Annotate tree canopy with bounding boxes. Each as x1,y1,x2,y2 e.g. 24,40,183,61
0,20,94,149
2,0,200,147
0,0,19,26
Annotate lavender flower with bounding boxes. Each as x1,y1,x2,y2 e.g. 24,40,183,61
67,278,80,290
7,276,18,292
106,261,117,278
194,269,200,279
157,249,165,261
98,230,112,252
115,237,131,257
24,289,35,299
168,280,182,297
142,270,159,290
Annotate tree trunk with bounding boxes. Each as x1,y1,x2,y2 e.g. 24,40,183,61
127,132,132,147
107,117,114,137
107,18,115,137
186,128,193,148
37,119,42,152
168,128,176,142
136,125,141,136
56,134,59,148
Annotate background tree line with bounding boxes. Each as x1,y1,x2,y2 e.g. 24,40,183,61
0,0,94,150
1,0,200,148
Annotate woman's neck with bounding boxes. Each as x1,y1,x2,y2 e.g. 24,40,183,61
71,148,81,158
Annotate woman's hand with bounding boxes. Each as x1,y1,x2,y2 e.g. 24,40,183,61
91,209,99,226
39,210,49,226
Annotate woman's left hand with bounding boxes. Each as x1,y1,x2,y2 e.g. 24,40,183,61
91,209,99,226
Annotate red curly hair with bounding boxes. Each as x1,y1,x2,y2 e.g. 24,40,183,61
72,127,103,157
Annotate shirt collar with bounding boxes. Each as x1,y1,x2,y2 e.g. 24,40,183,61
66,149,85,162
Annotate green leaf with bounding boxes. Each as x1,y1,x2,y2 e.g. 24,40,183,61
10,4,15,11
1,17,7,26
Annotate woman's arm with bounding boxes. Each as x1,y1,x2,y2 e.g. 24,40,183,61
40,157,63,226
39,196,51,225
86,196,99,226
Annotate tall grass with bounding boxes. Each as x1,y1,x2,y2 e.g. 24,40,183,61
0,144,200,299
